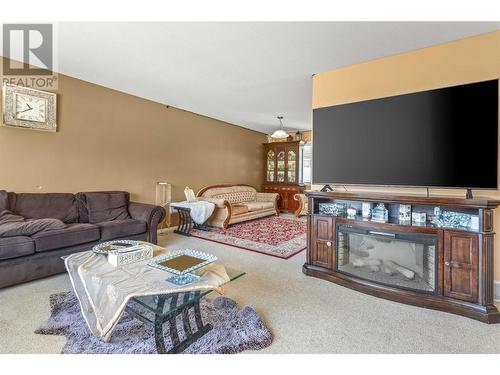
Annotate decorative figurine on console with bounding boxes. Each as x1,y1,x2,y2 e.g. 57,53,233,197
371,203,388,223
346,207,357,218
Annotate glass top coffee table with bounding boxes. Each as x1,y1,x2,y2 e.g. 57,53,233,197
125,267,245,354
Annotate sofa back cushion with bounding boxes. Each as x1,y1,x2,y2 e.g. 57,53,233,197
77,191,131,224
8,193,79,224
199,185,256,204
0,190,7,211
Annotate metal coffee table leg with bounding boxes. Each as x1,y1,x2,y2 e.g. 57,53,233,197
173,207,193,236
153,292,213,354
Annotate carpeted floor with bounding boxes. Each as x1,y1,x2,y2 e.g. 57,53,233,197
192,215,306,259
1,230,500,353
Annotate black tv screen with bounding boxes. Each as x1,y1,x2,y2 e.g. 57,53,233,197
313,80,498,189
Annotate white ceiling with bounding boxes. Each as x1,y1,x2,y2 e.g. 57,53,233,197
55,22,500,134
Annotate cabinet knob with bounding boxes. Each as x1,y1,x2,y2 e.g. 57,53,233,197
326,241,332,247
445,261,450,266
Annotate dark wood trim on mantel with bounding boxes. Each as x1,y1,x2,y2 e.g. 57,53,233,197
306,191,500,210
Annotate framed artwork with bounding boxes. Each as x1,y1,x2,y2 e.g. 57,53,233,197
2,84,57,132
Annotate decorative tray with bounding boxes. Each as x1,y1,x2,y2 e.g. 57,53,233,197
148,249,217,286
92,240,141,255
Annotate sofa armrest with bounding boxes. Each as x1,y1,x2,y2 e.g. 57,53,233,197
256,192,280,216
196,197,230,209
255,192,279,202
196,197,231,228
128,202,165,244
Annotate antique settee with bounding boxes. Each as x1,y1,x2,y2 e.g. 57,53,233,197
196,184,279,228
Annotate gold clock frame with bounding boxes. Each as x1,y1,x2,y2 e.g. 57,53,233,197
2,84,57,132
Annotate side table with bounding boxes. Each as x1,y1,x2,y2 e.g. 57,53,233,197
171,201,215,236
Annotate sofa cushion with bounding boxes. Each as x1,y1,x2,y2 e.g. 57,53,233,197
32,223,100,252
231,204,249,216
97,219,147,241
0,190,8,211
243,201,275,212
84,192,131,224
10,193,79,224
0,236,35,260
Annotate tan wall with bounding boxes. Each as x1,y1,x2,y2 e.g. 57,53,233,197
311,30,500,279
0,59,266,206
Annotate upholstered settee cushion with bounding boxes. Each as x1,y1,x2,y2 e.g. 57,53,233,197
9,193,79,224
231,204,249,216
32,223,100,252
0,236,35,260
97,219,147,241
243,201,275,212
83,192,131,224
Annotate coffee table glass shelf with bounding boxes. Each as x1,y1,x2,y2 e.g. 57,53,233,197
126,267,245,354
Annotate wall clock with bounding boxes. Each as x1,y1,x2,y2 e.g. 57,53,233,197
2,84,57,132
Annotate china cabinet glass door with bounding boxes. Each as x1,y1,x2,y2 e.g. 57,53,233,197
277,149,286,182
287,149,297,183
266,150,275,182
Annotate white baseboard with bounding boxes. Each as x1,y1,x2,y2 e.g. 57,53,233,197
495,280,500,303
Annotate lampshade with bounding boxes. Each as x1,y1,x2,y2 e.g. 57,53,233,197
270,116,289,139
271,129,289,138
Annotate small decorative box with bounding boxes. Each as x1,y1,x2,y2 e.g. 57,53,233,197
108,245,154,267
361,202,372,218
412,212,427,224
319,202,347,216
398,204,412,222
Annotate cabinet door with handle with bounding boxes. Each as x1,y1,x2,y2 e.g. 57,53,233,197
443,231,479,302
310,216,334,269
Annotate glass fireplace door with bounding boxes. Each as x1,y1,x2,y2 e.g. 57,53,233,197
336,224,438,293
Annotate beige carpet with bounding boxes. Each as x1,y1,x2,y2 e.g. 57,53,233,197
1,230,500,354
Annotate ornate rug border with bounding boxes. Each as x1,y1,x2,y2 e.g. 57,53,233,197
191,233,306,260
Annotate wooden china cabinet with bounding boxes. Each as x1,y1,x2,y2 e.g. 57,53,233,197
262,141,305,212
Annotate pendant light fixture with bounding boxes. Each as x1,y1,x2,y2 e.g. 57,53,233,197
270,116,289,139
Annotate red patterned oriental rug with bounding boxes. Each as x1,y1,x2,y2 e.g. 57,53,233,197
192,215,307,259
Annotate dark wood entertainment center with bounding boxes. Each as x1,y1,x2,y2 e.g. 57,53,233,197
303,191,500,323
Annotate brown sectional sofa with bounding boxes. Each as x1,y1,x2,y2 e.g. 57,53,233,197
0,191,165,288
196,184,279,228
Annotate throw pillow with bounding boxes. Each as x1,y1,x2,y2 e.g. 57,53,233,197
85,192,131,224
0,213,66,238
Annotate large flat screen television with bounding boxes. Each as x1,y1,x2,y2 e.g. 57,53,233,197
313,79,499,189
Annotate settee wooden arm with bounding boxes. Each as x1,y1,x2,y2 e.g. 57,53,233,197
293,193,308,218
